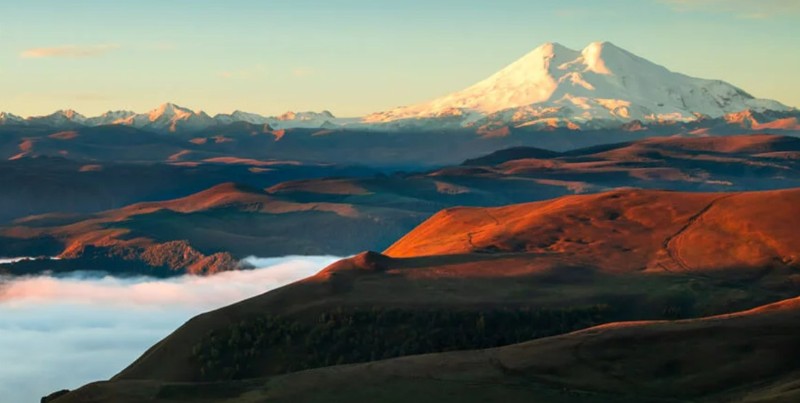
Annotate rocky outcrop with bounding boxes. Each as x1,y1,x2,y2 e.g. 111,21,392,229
139,240,245,274
40,389,69,403
0,240,245,277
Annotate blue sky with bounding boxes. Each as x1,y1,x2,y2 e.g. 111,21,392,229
1,0,798,116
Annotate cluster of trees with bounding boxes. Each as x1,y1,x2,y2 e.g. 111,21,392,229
192,305,612,380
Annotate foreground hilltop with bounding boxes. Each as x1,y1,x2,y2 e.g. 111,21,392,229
50,187,800,402
386,188,799,273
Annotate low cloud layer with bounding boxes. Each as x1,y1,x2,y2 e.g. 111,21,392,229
0,255,340,403
20,44,120,59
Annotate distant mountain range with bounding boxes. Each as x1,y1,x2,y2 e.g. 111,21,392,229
1,41,797,134
0,103,349,133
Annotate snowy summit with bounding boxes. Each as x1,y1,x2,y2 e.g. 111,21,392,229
365,41,791,129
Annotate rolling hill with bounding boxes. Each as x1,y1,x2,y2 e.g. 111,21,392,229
0,155,375,224
44,187,800,402
0,183,425,275
3,134,800,276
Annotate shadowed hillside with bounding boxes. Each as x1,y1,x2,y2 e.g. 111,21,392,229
52,295,800,403
0,155,375,224
272,133,800,209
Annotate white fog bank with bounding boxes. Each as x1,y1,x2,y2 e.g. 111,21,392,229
0,255,340,403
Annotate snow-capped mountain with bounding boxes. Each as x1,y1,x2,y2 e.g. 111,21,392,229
212,110,345,128
84,110,136,126
365,41,792,130
722,109,800,131
26,109,88,127
124,103,218,133
277,110,333,121
0,103,352,133
214,110,273,125
0,112,24,125
273,110,351,129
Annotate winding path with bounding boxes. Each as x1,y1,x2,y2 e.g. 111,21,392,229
660,193,737,273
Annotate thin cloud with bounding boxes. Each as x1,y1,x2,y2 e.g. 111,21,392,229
661,0,800,18
144,42,177,51
292,67,314,78
20,44,120,59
